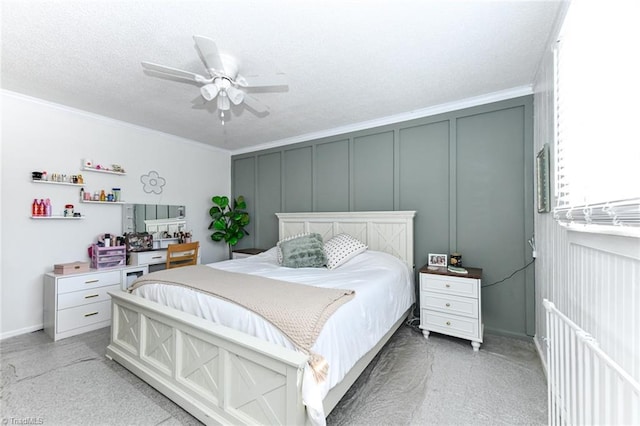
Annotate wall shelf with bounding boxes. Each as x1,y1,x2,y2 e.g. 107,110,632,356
31,216,84,220
32,179,84,187
82,166,126,176
81,200,126,205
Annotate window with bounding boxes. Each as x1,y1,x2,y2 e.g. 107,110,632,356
554,1,640,231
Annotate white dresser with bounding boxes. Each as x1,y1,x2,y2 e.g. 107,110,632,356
419,265,483,351
44,265,147,341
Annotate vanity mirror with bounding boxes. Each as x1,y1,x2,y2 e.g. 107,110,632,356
122,204,186,235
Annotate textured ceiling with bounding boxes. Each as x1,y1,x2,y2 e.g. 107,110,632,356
1,0,563,152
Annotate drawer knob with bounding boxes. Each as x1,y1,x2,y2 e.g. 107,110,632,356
84,294,99,299
446,321,451,326
445,284,451,288
445,303,451,307
85,279,99,284
84,311,99,317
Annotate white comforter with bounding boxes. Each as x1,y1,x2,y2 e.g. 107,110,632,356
131,247,414,424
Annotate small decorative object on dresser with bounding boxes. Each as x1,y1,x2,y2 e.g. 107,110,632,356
449,252,462,267
428,253,448,267
419,264,484,351
53,261,90,275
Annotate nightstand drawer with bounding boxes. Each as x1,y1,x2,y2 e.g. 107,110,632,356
421,291,478,318
57,300,111,333
56,270,121,294
58,284,121,310
421,274,478,298
421,309,479,340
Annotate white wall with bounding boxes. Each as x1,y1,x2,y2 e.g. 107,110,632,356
532,6,640,383
0,91,231,338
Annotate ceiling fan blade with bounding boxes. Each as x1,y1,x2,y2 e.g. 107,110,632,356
242,93,270,114
141,61,208,83
193,35,225,73
238,73,287,88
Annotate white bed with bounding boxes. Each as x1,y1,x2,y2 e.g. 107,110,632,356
106,211,416,425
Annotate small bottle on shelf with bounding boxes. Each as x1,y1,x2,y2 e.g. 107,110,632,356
99,190,106,201
45,199,52,216
32,199,38,216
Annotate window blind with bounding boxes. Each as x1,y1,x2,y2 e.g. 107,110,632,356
552,1,640,229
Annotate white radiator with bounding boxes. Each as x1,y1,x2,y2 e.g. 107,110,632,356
544,299,640,425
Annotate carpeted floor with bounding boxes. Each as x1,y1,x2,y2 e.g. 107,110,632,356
1,324,547,425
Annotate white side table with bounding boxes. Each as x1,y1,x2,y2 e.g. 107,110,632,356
419,265,484,351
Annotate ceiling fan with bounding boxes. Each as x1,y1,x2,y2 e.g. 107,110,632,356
141,36,286,125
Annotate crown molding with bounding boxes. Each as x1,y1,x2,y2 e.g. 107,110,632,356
231,85,533,155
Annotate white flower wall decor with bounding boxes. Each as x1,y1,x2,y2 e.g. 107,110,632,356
141,170,166,194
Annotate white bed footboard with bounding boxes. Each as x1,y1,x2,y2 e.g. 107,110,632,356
106,291,308,425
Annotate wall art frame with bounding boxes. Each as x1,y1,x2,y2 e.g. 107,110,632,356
536,143,551,213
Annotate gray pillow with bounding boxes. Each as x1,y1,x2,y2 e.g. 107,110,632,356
279,233,326,268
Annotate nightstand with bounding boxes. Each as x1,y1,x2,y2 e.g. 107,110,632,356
419,265,483,351
232,248,267,259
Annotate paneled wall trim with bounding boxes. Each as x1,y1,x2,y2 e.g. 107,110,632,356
232,96,534,338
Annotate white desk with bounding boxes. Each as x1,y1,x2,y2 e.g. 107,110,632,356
128,245,201,272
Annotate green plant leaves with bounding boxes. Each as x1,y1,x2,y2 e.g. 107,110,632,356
209,195,250,252
212,195,229,208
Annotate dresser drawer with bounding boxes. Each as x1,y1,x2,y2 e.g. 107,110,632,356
421,309,479,340
421,291,479,318
57,300,111,333
130,250,167,266
421,274,478,298
58,284,121,310
56,270,121,294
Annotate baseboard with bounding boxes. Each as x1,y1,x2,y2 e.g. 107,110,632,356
0,324,43,341
533,334,548,379
484,325,531,340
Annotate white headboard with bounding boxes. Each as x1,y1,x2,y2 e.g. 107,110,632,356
276,211,416,268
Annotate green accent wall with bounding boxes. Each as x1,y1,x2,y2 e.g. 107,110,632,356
231,96,534,338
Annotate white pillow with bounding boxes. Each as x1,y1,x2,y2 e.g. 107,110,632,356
324,233,368,270
276,232,312,264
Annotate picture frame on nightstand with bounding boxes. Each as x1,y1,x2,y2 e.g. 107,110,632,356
428,253,448,267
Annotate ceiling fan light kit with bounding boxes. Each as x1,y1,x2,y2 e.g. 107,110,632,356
141,35,286,125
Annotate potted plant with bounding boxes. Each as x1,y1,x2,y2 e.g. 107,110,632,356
208,195,250,259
